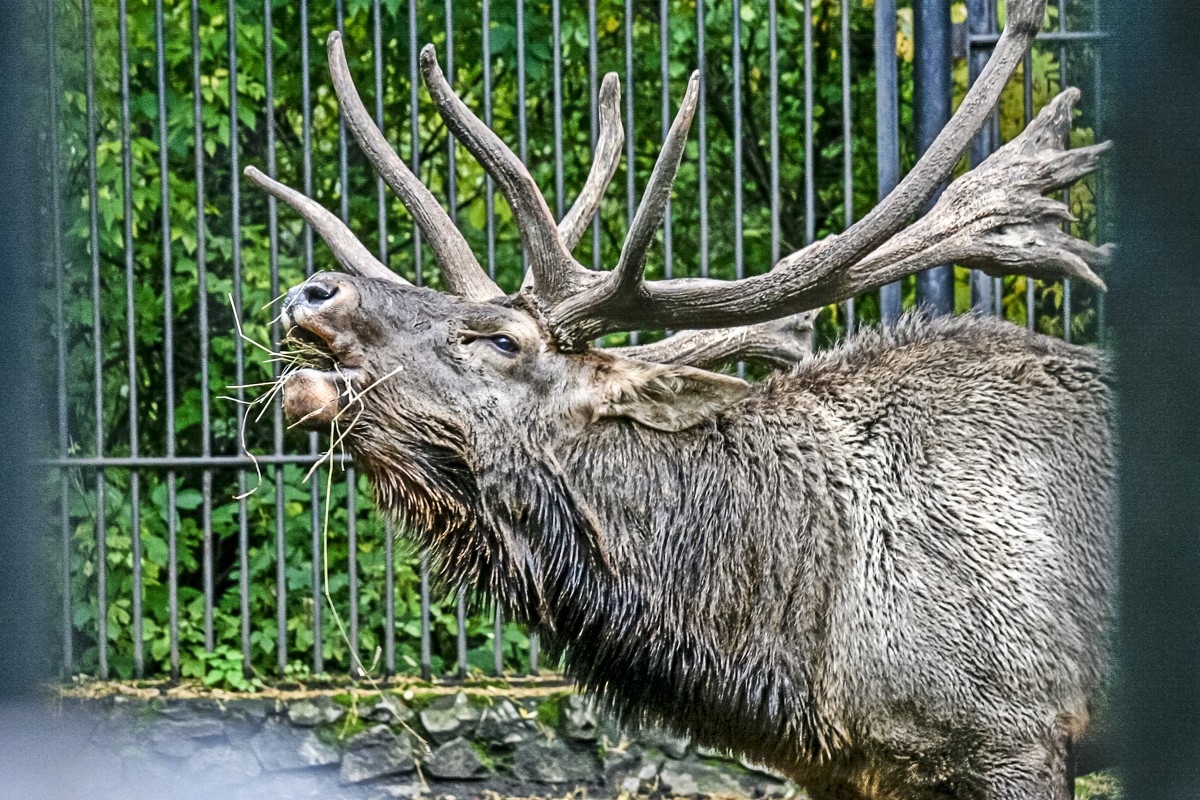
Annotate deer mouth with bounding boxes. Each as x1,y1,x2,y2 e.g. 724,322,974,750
281,321,357,429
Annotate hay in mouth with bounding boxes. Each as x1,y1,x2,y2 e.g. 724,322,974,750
281,324,339,372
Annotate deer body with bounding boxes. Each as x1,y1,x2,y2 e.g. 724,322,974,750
248,3,1116,794
564,317,1111,798
372,314,1111,799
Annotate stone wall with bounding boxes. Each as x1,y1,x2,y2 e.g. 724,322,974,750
52,689,796,800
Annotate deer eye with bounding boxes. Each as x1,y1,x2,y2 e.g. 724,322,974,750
487,334,520,355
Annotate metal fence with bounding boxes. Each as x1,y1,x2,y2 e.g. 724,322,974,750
43,0,1105,684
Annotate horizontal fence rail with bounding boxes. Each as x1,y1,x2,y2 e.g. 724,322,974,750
43,0,1104,685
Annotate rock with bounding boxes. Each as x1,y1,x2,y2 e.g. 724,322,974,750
340,725,415,784
425,737,489,780
637,725,691,760
250,719,340,771
149,718,227,758
512,740,600,784
418,692,480,744
222,698,272,726
371,783,428,799
287,697,347,727
602,743,661,793
365,694,415,725
559,694,599,742
160,698,224,722
659,759,745,797
475,699,535,747
185,742,263,783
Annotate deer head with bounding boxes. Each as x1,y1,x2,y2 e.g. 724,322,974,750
245,0,1109,602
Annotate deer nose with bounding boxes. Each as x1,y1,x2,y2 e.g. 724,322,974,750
302,282,339,305
286,279,345,312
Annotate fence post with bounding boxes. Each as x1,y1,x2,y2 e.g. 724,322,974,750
1107,0,1200,795
966,0,999,314
875,0,902,325
913,0,955,315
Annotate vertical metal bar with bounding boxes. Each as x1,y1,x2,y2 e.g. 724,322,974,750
375,0,388,269
47,0,71,675
333,3,359,674
263,0,287,677
347,469,359,668
697,0,708,278
732,0,743,285
493,603,503,676
841,0,855,333
338,0,354,682
419,552,431,680
373,0,392,676
485,0,502,674
227,0,252,675
83,0,107,680
803,0,815,247
456,593,467,679
337,1,349,224
1024,49,1035,331
624,0,636,226
517,0,529,279
154,0,178,681
117,0,144,680
588,0,600,268
769,0,780,267
875,0,901,324
302,0,324,675
967,0,998,314
444,0,468,681
1059,0,1072,342
660,0,673,277
384,519,395,675
554,0,564,222
409,0,429,678
190,0,214,654
444,0,459,273
517,0,538,675
913,0,954,314
408,0,424,287
484,0,498,281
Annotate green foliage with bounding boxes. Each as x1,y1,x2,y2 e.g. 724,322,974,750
1075,771,1122,800
46,0,1102,682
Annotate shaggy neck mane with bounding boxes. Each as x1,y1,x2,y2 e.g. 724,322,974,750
359,396,838,770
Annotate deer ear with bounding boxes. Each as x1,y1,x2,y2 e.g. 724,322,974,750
591,355,750,432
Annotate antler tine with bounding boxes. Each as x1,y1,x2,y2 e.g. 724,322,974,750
548,0,1068,343
605,71,700,297
244,165,410,286
558,72,624,251
327,32,500,301
418,45,587,301
616,312,816,370
831,88,1112,292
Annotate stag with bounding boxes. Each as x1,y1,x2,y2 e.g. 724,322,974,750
245,1,1113,796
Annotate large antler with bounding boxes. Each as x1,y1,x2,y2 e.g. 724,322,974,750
245,34,505,300
417,47,701,312
619,84,1110,370
327,32,500,300
531,0,1107,347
